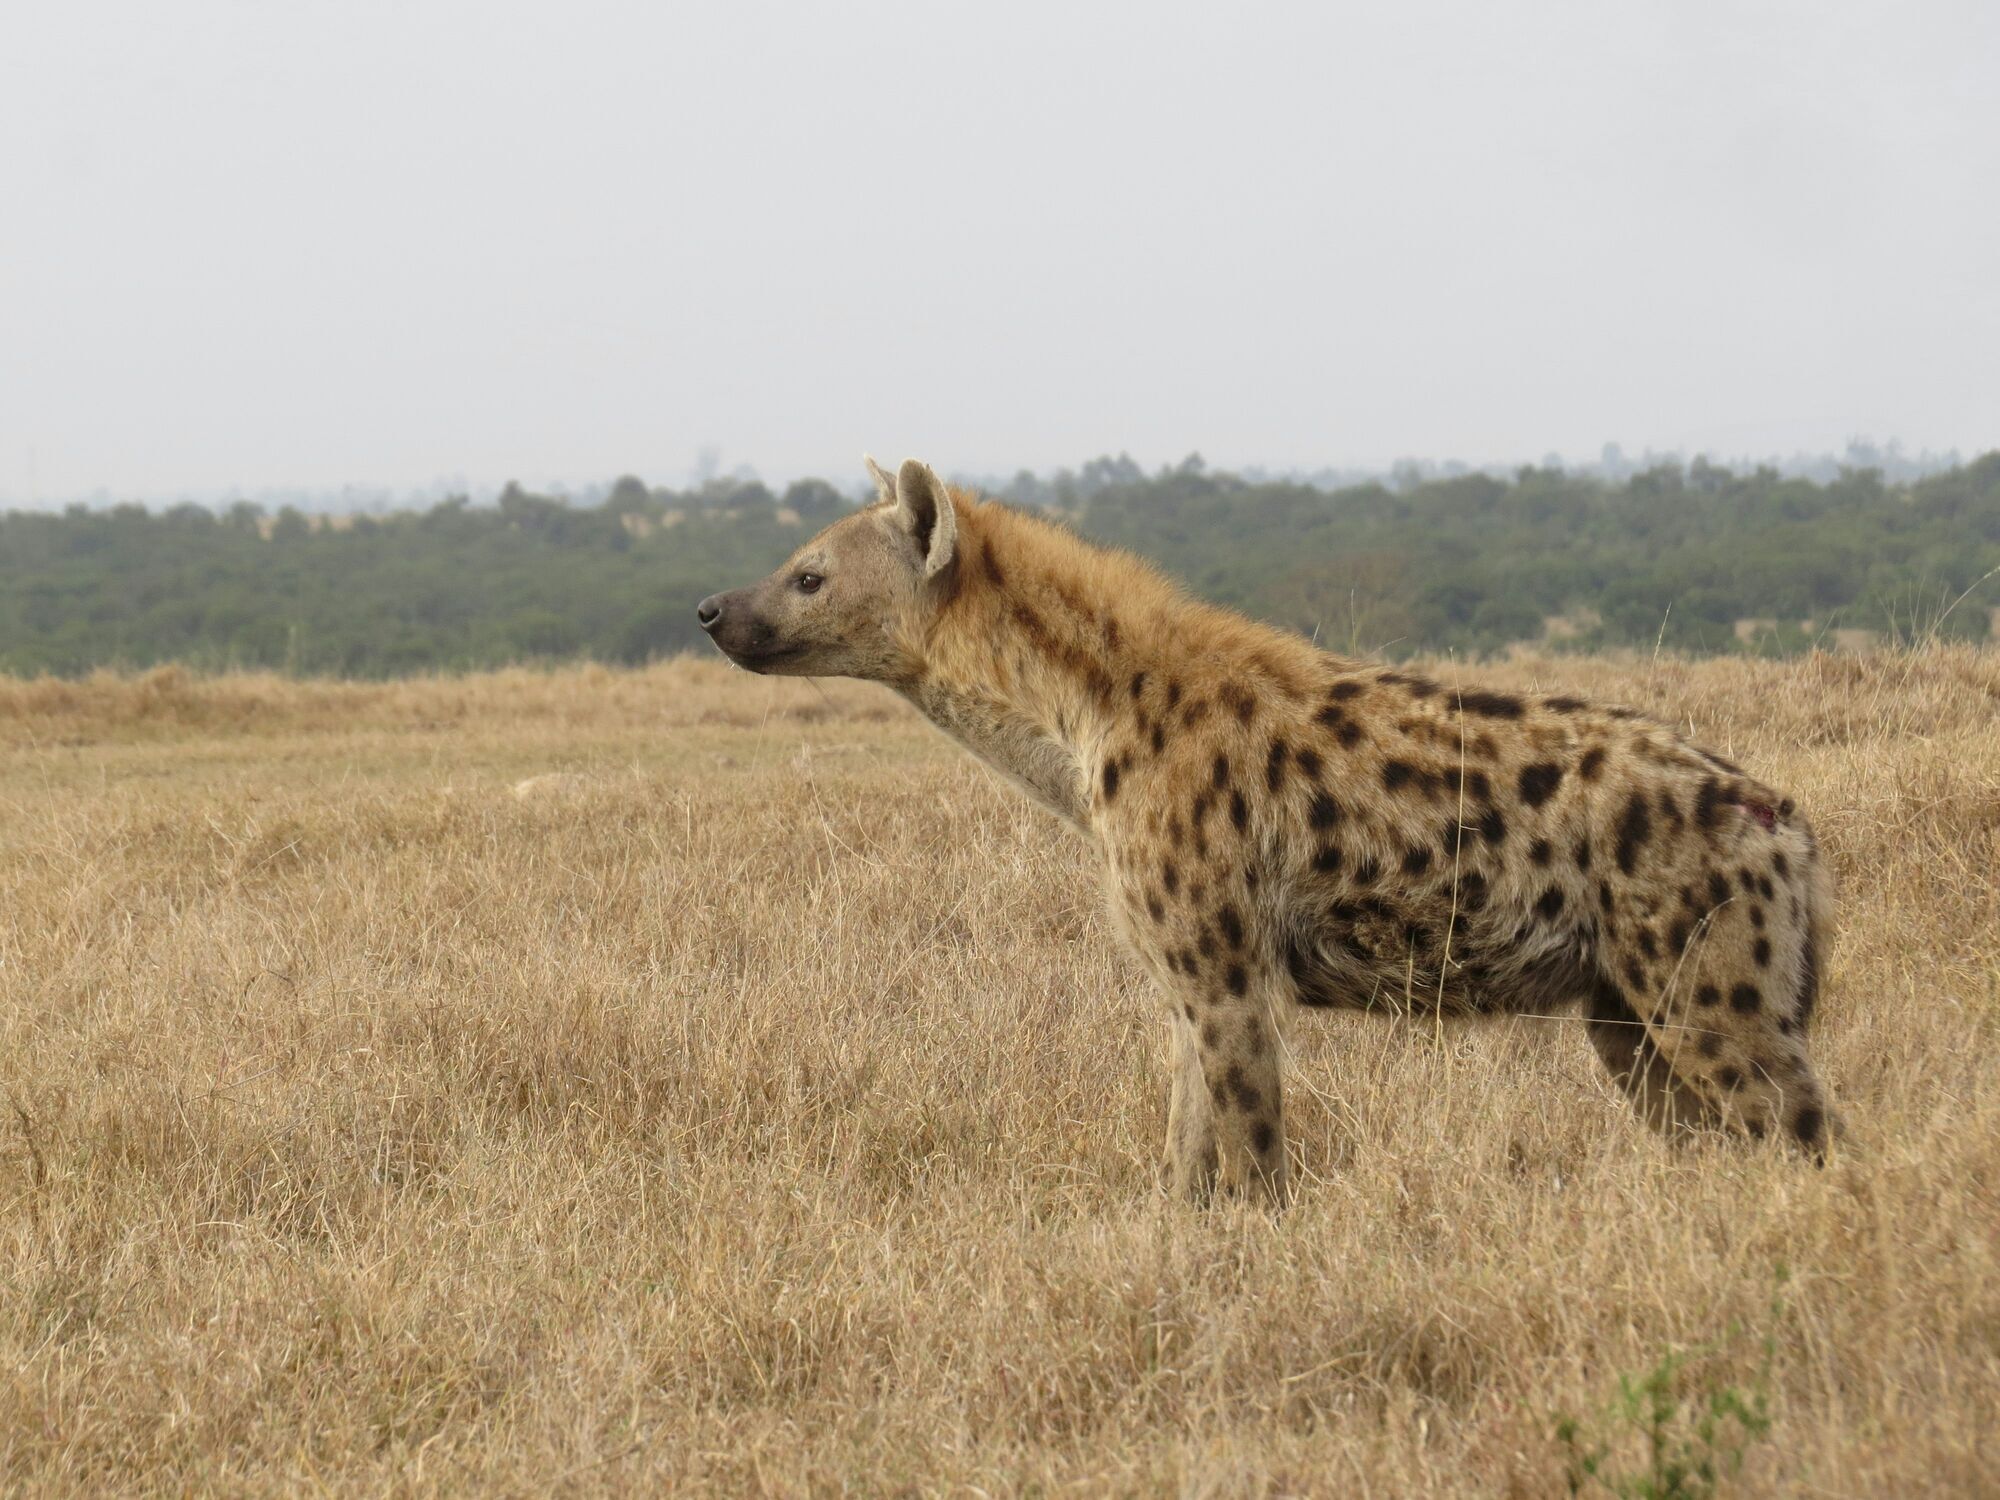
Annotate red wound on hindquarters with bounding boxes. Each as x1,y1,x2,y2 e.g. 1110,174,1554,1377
1736,800,1778,831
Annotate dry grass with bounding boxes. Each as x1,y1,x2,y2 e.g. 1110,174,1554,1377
2,650,1997,1496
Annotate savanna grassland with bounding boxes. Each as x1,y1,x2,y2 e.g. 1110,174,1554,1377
2,651,1997,1495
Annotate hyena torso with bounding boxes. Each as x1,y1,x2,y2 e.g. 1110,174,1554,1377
700,459,1837,1204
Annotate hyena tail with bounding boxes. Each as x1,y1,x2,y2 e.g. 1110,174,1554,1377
1795,819,1837,1034
1796,845,1845,1144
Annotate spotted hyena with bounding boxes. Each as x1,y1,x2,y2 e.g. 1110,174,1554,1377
697,456,1838,1203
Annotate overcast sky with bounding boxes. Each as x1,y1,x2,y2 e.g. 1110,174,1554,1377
2,1,1995,504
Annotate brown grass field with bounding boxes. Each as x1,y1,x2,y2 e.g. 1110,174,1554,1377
2,650,1997,1496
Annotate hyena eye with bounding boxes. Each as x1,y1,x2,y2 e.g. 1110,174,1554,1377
796,572,823,594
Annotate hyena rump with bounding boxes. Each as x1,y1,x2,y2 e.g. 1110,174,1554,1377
698,457,1838,1203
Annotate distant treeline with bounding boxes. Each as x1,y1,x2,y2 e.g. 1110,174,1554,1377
3,455,1998,677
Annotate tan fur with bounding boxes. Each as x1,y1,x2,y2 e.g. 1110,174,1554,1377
700,461,1839,1204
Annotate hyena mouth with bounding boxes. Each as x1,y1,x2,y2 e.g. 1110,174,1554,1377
720,639,806,672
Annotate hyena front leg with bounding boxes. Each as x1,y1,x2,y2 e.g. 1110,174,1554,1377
1164,1009,1219,1198
1158,969,1288,1205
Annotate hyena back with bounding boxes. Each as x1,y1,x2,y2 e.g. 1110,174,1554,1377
698,457,1837,1204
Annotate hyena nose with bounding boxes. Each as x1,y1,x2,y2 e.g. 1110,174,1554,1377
695,595,725,631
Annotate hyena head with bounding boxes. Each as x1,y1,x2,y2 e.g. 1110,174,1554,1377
696,455,958,682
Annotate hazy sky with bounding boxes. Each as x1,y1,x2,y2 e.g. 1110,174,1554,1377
3,1,1996,504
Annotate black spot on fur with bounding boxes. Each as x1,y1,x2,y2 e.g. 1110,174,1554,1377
1101,761,1120,801
1708,871,1731,908
1574,838,1592,872
1657,788,1683,829
1352,856,1381,886
1162,861,1179,895
1402,846,1432,876
1251,1120,1276,1156
1598,881,1615,914
1225,963,1248,997
1518,762,1564,807
1294,746,1323,781
1151,724,1166,754
1312,844,1343,873
1753,937,1771,968
1636,927,1657,960
1730,983,1761,1013
1327,679,1364,701
1757,873,1776,899
1212,754,1231,790
1443,766,1493,802
1717,1066,1743,1090
1230,790,1249,833
1624,957,1647,989
1456,871,1489,912
1615,791,1652,875
1146,893,1164,923
1378,672,1439,698
1529,838,1552,866
1382,760,1428,794
1225,685,1258,724
1578,746,1607,781
1772,850,1790,879
1699,1032,1722,1058
1694,777,1723,831
1545,696,1587,713
1308,792,1341,830
1129,671,1146,699
1455,690,1524,719
1534,886,1565,921
1264,741,1290,791
1218,905,1244,949
1225,1063,1261,1112
1165,679,1181,709
1695,983,1720,1007
1738,867,1758,894
1668,918,1691,953
1479,806,1507,845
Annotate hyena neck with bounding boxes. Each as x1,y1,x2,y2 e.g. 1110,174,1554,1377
896,499,1178,829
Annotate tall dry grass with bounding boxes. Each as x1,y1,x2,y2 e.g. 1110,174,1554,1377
1,650,1996,1495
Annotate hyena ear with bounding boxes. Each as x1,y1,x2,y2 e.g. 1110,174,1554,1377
862,453,898,504
893,458,958,581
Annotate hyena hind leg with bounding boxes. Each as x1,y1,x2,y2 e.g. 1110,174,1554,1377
1597,958,1835,1162
1586,975,1723,1136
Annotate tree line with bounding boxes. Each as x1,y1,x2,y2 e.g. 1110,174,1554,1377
2,455,1996,678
